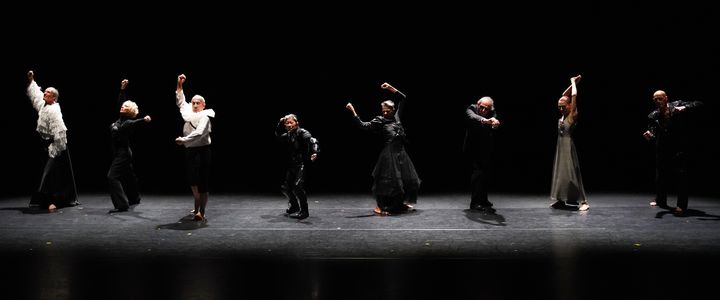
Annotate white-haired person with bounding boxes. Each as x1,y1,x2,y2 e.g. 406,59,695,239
25,70,79,211
107,79,152,213
345,82,421,216
175,74,215,221
463,96,501,213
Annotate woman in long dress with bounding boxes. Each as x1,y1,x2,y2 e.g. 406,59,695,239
550,75,589,211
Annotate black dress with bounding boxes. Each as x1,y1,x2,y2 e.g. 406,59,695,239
353,92,421,213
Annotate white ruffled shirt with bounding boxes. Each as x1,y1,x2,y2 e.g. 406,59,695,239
176,90,215,148
27,81,67,158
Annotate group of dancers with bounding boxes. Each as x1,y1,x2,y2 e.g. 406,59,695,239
24,71,702,220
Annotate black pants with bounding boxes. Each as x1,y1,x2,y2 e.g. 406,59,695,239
655,150,688,210
186,145,211,193
470,158,493,208
107,152,140,210
282,164,308,212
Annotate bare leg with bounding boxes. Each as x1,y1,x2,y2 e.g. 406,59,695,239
198,192,209,220
191,186,200,215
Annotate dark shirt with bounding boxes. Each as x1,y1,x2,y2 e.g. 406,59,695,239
647,100,702,152
352,92,408,145
111,90,145,155
275,123,320,165
463,104,497,155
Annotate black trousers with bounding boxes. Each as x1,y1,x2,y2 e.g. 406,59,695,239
107,152,140,210
655,150,688,209
282,164,308,212
186,145,212,193
470,158,493,208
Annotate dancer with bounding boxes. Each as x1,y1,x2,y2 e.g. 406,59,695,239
345,82,421,215
550,75,588,211
275,114,319,219
25,70,78,211
175,74,215,221
107,79,151,213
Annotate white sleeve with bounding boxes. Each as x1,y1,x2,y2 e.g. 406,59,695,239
27,81,45,112
176,89,193,121
178,115,210,143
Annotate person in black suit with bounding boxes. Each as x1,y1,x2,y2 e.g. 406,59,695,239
275,114,319,220
643,90,703,216
463,96,500,213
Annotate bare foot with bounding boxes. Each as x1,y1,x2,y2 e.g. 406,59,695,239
193,212,204,221
649,201,657,206
48,204,57,212
579,203,590,211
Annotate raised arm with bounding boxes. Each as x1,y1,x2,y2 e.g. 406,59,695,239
275,117,287,137
381,82,406,122
176,74,188,108
346,102,377,130
118,79,128,106
566,75,581,122
561,75,582,97
26,70,44,112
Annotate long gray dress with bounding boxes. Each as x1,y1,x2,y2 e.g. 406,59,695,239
550,116,587,204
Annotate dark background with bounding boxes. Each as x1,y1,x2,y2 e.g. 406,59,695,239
2,2,718,198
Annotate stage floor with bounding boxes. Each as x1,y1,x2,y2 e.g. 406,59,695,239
2,193,719,299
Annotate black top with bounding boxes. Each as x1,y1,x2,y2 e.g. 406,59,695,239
352,92,408,145
647,99,703,152
463,103,498,155
110,89,145,155
275,123,320,165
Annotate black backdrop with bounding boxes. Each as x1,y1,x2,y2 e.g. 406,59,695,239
2,3,718,198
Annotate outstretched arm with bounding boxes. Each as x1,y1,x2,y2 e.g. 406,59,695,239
673,100,704,113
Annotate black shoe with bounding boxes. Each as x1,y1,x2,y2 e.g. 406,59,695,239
108,208,128,214
550,200,566,209
289,211,309,220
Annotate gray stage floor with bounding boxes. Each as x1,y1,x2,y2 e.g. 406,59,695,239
2,193,719,299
